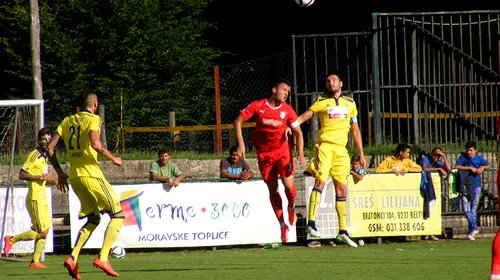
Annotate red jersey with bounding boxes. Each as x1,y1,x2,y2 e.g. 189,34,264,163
240,99,299,152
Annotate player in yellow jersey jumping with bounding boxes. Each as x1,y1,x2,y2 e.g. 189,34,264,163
297,73,366,248
3,128,57,268
47,90,124,279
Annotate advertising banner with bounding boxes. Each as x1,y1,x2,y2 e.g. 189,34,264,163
305,172,442,239
69,180,296,248
0,187,54,253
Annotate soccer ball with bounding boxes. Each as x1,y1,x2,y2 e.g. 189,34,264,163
295,0,315,7
110,246,126,259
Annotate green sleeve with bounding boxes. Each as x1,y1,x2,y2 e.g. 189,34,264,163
173,163,181,177
150,161,159,174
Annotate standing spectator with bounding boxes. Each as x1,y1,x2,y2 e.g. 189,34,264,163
375,144,422,175
296,73,366,248
3,128,57,268
220,146,254,181
455,141,492,240
150,148,186,187
47,90,124,279
234,77,305,243
350,155,367,182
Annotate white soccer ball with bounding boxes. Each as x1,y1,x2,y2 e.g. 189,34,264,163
295,0,315,7
110,246,126,259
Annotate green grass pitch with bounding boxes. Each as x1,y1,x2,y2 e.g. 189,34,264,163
0,239,492,280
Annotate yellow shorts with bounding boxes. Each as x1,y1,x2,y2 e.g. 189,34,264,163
27,199,52,233
70,177,122,218
309,143,350,184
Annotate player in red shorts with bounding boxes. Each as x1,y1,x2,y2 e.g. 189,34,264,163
490,115,500,280
234,78,305,243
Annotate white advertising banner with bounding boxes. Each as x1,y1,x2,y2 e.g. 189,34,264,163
69,180,297,248
0,187,54,253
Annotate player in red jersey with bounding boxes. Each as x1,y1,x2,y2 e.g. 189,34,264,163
489,115,500,280
234,78,305,243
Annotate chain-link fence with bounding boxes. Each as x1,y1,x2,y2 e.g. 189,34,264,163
218,51,294,152
107,51,295,154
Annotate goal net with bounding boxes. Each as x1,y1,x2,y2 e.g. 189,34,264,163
0,99,44,257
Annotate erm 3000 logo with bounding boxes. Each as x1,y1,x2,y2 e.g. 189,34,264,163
119,189,251,232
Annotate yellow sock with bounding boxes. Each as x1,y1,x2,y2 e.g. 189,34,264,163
10,230,38,243
72,222,98,263
32,238,46,263
336,198,347,231
99,218,124,262
308,188,322,221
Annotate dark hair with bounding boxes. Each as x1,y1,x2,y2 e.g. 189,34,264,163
37,127,51,139
80,88,97,107
416,150,427,165
326,72,342,81
396,143,410,155
351,155,361,163
431,147,442,154
229,146,238,155
272,77,291,89
157,148,170,156
465,141,477,150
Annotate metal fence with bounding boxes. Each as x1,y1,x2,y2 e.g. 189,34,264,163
290,10,500,231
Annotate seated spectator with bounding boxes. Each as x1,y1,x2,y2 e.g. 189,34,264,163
149,148,185,187
375,143,422,175
220,146,254,181
350,155,367,182
417,147,451,178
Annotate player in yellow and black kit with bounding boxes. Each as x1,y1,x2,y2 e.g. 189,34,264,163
47,90,124,279
3,128,57,268
297,73,366,247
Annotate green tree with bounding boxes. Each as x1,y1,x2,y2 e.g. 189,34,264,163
0,0,220,131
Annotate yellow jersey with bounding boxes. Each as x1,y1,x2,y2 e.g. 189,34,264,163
21,147,49,200
56,111,105,179
375,156,423,173
309,93,358,146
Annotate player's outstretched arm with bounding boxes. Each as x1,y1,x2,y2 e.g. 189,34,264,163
234,115,246,159
297,110,313,125
46,133,68,192
90,130,122,166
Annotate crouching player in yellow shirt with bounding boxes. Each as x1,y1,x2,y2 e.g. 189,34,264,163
3,128,57,268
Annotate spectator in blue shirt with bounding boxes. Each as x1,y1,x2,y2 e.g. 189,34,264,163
350,155,367,182
455,141,492,240
418,147,451,178
417,147,451,241
220,146,254,181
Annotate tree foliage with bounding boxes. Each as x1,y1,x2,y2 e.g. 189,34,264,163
0,0,220,131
